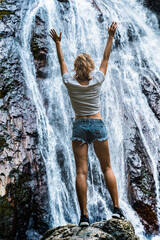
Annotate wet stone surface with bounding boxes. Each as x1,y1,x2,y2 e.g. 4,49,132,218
0,1,51,239
40,219,140,240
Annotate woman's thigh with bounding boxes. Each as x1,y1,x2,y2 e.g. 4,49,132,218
93,139,111,172
72,140,88,174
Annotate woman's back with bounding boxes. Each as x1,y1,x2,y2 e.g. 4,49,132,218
62,70,105,116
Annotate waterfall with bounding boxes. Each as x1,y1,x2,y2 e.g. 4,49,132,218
19,0,160,239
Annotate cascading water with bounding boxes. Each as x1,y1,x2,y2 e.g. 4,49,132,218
19,0,160,239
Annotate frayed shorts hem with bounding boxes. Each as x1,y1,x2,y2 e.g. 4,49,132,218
71,136,109,145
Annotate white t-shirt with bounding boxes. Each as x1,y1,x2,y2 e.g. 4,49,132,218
62,70,105,116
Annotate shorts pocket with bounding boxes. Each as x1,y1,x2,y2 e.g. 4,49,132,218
91,124,107,139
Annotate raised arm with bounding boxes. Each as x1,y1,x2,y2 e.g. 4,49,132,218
99,22,117,75
49,29,68,76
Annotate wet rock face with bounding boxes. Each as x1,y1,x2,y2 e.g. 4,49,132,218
0,1,51,239
124,117,159,234
141,0,160,14
40,219,140,240
31,15,48,80
141,75,160,121
139,0,160,25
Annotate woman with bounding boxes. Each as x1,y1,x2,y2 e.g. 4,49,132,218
49,21,125,227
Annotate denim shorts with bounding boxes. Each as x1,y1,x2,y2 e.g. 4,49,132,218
71,118,109,145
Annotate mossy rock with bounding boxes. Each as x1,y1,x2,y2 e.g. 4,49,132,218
0,165,33,239
0,135,8,152
31,39,40,60
40,224,76,240
0,89,8,99
0,195,14,238
41,219,140,240
0,9,13,20
92,219,140,240
0,75,20,99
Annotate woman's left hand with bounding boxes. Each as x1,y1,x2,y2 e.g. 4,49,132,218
108,22,117,38
49,28,62,43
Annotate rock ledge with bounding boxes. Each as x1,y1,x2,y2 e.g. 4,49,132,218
40,219,140,240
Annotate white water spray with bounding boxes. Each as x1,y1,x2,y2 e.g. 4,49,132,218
20,0,160,239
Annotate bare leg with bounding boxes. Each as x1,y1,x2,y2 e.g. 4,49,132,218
93,140,120,208
72,140,88,217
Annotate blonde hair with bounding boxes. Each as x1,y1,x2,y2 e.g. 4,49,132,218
73,53,95,81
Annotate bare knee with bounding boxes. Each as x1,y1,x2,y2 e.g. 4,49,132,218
76,169,88,178
75,157,88,178
76,163,88,178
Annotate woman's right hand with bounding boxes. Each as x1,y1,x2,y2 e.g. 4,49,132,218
49,28,62,43
108,22,117,38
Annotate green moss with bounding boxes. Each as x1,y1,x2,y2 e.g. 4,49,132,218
0,136,8,152
31,37,40,60
6,169,32,205
139,169,152,196
0,90,2,98
0,167,33,238
0,195,14,238
31,38,40,60
0,10,12,15
0,75,20,99
0,89,6,98
0,10,13,20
